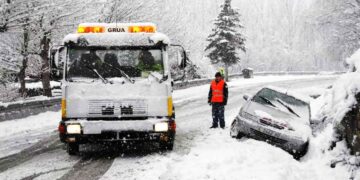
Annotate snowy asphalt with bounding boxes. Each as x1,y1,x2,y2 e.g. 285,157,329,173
0,75,355,180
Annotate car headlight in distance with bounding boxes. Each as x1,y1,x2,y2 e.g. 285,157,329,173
154,122,169,132
67,124,81,134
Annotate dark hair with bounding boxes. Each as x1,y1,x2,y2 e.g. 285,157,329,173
215,72,222,77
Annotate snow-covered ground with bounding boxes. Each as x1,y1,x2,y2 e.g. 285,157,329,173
1,74,358,180
0,111,60,158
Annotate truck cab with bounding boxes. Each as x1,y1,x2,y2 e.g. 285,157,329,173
54,23,185,155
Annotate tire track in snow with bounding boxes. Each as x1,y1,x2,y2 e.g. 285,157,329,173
0,133,61,173
58,155,115,180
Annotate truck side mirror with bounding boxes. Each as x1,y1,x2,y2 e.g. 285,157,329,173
49,46,65,81
176,50,187,69
171,44,187,69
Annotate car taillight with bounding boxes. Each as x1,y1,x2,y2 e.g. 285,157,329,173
260,118,272,125
260,118,290,130
58,123,65,134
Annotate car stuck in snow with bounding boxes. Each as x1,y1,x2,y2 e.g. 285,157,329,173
230,86,311,158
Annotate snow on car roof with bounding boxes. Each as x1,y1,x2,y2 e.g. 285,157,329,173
62,32,170,47
264,85,311,104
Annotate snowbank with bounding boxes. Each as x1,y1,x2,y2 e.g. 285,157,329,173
346,48,360,72
0,111,60,138
316,72,360,123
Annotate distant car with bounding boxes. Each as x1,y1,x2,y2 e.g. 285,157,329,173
230,86,311,158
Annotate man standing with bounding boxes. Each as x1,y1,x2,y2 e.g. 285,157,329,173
208,72,228,129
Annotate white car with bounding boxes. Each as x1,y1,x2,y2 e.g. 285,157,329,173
230,86,311,158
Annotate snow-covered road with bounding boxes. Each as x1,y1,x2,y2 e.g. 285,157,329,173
0,75,357,180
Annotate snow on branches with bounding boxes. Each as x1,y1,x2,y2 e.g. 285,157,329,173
205,0,246,80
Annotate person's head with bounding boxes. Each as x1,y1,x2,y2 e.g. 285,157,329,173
139,50,155,69
215,72,222,82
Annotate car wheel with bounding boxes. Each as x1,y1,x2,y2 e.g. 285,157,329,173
230,120,243,139
67,142,79,155
293,141,309,160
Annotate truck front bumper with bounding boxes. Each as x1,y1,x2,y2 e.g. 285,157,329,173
60,118,175,143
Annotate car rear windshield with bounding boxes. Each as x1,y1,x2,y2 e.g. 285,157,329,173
252,88,310,119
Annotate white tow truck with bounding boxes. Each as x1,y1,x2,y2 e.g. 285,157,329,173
52,23,186,155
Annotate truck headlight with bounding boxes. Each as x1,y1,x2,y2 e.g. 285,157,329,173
67,124,81,134
154,122,169,132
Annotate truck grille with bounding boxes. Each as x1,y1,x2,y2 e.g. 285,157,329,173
89,99,147,117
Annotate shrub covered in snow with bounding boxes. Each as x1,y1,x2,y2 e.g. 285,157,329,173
314,49,360,158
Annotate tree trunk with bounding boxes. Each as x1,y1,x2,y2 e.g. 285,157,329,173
40,33,52,97
18,56,27,97
18,25,29,97
225,64,229,82
0,0,11,32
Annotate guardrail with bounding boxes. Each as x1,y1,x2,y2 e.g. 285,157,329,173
174,71,345,90
0,71,344,121
0,97,61,122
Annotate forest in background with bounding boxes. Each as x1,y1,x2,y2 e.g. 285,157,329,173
0,0,359,81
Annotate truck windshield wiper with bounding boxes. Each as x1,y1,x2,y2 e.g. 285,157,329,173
85,66,109,84
276,98,300,118
149,72,168,83
103,62,135,84
259,95,277,108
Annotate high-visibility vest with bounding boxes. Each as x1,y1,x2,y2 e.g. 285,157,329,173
211,80,225,103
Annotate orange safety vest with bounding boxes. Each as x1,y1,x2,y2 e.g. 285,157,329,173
211,80,225,103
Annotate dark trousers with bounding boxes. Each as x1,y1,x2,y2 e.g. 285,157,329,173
212,103,225,128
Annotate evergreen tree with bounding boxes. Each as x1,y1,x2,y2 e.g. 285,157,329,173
205,0,245,81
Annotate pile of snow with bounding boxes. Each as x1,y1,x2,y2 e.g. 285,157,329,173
346,48,360,72
316,72,360,124
149,33,170,45
315,49,360,123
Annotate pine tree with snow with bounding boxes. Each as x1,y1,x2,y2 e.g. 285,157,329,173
205,0,246,81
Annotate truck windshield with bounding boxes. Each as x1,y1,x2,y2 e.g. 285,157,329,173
66,47,164,81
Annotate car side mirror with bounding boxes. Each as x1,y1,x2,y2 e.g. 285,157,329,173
243,95,249,101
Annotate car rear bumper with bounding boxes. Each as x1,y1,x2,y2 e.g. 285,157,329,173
232,115,308,153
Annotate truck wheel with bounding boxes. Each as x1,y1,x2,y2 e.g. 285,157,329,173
67,143,79,155
160,141,174,151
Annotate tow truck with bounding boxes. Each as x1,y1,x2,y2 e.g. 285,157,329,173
51,23,186,155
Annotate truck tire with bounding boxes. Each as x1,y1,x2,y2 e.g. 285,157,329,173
67,143,79,155
160,141,174,151
160,133,175,151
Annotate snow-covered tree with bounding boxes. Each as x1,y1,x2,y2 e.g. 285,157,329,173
205,0,246,81
0,0,95,97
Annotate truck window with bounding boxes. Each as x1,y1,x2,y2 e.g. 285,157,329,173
67,48,164,81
